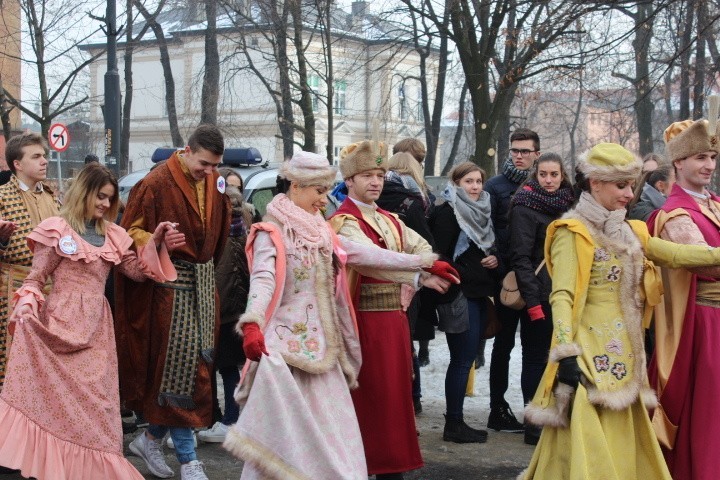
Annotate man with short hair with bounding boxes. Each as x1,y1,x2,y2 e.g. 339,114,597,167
484,128,540,435
0,133,59,390
648,118,720,479
117,124,230,480
329,140,453,480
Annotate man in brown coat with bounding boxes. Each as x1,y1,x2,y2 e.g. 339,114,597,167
116,124,230,480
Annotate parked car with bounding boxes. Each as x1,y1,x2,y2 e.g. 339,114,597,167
118,148,279,216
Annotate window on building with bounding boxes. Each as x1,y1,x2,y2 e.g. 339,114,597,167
398,84,407,121
334,80,346,115
334,145,343,164
309,75,320,113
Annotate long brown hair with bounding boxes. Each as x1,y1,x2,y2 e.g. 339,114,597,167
60,163,119,235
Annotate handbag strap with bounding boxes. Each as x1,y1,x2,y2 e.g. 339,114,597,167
534,259,546,276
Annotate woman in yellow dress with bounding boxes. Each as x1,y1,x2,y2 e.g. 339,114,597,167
520,143,720,480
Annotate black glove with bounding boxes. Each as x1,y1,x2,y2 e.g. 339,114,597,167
556,356,582,389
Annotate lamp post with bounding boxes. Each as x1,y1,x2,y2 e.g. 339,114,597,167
104,0,121,176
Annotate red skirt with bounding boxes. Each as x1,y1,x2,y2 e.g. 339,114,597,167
351,309,423,475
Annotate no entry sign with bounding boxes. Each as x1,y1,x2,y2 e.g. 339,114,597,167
48,123,70,153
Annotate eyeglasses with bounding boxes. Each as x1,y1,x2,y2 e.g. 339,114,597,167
510,148,537,156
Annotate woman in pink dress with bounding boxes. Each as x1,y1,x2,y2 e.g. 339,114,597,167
0,163,179,480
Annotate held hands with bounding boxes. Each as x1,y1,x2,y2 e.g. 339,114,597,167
241,322,269,361
556,356,583,389
420,274,452,294
424,260,460,284
0,218,17,243
152,221,186,252
480,255,499,269
527,305,545,322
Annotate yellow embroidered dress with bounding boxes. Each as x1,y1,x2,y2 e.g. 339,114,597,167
521,201,720,480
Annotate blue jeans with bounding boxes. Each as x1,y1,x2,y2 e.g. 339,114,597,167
147,425,196,464
445,297,486,421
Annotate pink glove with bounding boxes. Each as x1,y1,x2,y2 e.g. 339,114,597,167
241,323,269,361
528,305,545,322
424,260,460,284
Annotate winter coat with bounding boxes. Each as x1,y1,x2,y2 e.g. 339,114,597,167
508,204,553,309
430,202,499,299
628,183,666,222
377,180,436,248
484,173,522,266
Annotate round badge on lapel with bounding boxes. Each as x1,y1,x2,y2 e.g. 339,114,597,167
59,235,77,255
217,176,226,194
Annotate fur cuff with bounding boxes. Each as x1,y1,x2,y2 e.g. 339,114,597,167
419,252,439,268
236,311,264,336
223,428,310,480
641,387,658,409
524,382,575,428
586,381,641,411
549,342,582,362
516,469,529,480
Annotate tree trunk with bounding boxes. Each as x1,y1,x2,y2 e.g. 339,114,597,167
633,2,655,156
692,0,707,120
442,82,467,176
134,0,184,147
201,0,219,125
678,0,695,120
290,0,315,154
121,0,134,174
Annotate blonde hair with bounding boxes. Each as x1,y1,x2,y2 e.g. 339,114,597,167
388,152,426,191
60,163,119,235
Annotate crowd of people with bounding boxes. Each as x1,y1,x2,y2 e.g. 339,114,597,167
0,109,719,480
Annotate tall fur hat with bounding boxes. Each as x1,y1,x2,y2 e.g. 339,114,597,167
665,95,720,162
339,140,388,179
577,143,641,182
279,151,336,187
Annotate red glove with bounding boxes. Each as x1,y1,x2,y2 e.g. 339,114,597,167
424,260,460,284
241,323,269,361
528,305,545,321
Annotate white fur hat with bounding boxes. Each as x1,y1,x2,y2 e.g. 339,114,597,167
279,151,337,187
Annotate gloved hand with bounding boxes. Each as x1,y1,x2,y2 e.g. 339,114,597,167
556,356,582,389
527,305,545,322
424,260,460,284
241,323,269,361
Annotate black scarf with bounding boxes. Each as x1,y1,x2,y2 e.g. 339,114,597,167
512,180,575,217
501,158,530,184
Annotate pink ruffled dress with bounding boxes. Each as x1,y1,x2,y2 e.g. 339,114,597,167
0,217,176,480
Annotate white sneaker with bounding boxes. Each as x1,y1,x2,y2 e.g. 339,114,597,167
129,432,175,479
167,432,198,449
181,460,209,480
198,422,229,443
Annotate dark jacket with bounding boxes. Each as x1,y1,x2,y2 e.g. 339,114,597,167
484,172,522,266
430,202,499,299
628,183,666,222
377,180,436,248
508,204,553,309
214,233,249,368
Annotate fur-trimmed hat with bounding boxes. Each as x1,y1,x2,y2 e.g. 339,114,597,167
339,140,388,179
279,151,336,187
664,119,720,162
577,143,642,182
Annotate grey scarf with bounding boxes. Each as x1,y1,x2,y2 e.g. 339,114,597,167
442,182,495,257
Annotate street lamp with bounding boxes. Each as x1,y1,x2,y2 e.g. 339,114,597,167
103,0,121,176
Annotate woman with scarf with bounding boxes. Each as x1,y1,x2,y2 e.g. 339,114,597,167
430,161,500,444
224,152,455,479
519,143,720,480
508,153,575,446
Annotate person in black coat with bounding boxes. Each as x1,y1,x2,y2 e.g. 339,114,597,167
484,128,540,432
508,153,574,445
430,162,501,443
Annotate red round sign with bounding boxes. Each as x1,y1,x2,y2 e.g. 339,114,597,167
48,123,70,153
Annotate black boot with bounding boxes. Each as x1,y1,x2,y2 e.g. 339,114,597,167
524,425,541,445
443,415,488,443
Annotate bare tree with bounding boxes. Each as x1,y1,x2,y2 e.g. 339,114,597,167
201,0,220,124
133,0,184,147
0,0,104,138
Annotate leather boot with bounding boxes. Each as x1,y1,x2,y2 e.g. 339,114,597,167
443,415,488,443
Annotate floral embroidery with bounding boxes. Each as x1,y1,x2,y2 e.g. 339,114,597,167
611,362,627,380
287,340,301,353
594,248,610,262
293,266,310,292
594,354,610,372
292,322,308,335
606,265,621,282
555,320,571,343
305,338,319,352
605,338,623,355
